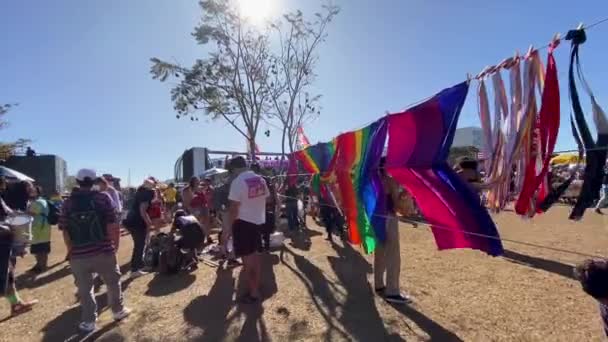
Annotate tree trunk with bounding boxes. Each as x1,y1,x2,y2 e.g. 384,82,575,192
249,137,257,161
288,131,295,153
281,126,287,159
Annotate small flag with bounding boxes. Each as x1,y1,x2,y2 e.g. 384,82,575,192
296,126,311,150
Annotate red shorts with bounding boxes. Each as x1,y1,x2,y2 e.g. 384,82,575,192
148,205,162,219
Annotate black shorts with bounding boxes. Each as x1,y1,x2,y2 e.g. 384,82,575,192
30,242,51,255
232,219,262,257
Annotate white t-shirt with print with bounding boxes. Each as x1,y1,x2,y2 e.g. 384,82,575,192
228,171,269,225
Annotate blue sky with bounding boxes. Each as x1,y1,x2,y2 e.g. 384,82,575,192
2,0,608,185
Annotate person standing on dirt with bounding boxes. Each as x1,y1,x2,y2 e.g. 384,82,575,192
373,157,411,305
227,156,269,303
214,161,239,266
284,182,299,232
163,183,178,218
95,176,122,224
0,176,38,317
594,169,608,215
182,176,200,215
251,163,275,252
26,184,51,273
123,178,155,279
59,169,131,333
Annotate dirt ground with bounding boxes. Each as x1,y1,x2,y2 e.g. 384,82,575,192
1,205,607,341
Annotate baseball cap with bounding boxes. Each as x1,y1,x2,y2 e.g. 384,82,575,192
76,168,97,181
143,177,156,189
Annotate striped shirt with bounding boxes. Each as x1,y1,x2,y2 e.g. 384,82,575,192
58,190,116,258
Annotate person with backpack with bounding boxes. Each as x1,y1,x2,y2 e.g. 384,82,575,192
26,184,52,273
59,169,131,333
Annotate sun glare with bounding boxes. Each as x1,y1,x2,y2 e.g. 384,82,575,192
237,0,275,25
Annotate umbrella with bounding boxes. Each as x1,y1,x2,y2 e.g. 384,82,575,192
0,166,34,182
200,167,228,178
550,153,584,165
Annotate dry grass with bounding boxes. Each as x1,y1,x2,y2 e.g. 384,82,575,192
1,205,607,341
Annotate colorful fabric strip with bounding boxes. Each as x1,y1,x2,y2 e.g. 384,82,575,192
386,82,503,256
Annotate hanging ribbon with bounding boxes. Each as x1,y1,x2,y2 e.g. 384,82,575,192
564,28,608,220
515,44,560,216
483,53,543,212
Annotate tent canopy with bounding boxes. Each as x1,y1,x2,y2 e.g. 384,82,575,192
200,167,228,178
550,153,584,165
0,166,34,182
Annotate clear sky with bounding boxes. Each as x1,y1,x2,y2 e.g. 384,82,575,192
2,0,608,185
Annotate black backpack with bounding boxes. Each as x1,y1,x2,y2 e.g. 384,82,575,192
66,192,106,247
46,201,60,225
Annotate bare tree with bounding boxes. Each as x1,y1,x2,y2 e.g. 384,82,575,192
268,4,339,155
0,103,30,160
150,0,273,157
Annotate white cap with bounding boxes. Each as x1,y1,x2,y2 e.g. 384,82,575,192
76,168,97,181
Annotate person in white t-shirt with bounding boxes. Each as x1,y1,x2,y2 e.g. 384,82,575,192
227,156,269,303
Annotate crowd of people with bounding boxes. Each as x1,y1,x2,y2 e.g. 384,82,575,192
0,153,419,333
3,152,608,335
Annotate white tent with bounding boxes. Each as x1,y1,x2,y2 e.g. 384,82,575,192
0,166,34,182
200,167,228,178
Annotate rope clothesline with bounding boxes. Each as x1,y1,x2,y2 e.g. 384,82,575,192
279,16,608,151
244,18,608,259
275,194,603,260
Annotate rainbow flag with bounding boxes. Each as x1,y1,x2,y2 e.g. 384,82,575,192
295,141,336,174
326,119,387,253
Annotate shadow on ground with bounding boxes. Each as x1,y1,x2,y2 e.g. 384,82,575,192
145,273,196,297
40,292,112,342
287,228,322,251
280,239,462,341
183,253,279,341
502,249,575,280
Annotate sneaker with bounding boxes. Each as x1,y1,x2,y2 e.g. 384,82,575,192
113,307,132,321
226,259,241,268
129,270,148,280
385,293,413,305
78,321,97,333
10,300,38,316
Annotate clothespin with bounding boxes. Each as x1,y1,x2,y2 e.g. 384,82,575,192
475,66,490,79
565,24,586,44
550,33,561,49
477,65,497,79
525,45,534,59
